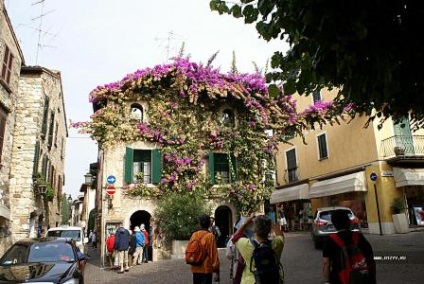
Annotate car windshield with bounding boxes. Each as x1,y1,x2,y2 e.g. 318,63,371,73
47,230,81,241
0,242,75,265
319,210,353,221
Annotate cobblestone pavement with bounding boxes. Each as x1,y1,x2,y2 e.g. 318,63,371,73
84,228,424,284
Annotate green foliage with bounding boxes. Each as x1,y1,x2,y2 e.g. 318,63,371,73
61,194,72,225
154,192,210,240
210,0,424,129
45,185,54,202
391,197,406,215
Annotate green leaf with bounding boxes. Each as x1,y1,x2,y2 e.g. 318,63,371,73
230,5,242,18
242,5,259,24
268,84,280,98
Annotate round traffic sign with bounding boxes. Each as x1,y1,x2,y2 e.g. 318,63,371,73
370,172,378,181
106,185,116,195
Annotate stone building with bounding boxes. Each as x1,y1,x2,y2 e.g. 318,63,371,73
10,66,67,241
0,0,25,255
0,2,68,255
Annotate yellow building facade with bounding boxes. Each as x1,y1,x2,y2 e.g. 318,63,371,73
272,89,424,235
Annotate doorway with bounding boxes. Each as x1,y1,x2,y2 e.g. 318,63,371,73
129,210,152,260
214,206,232,248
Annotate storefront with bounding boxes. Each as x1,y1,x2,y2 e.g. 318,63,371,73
309,171,368,228
393,167,424,226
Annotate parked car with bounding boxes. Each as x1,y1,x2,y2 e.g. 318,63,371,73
0,237,86,283
311,206,360,249
47,226,88,254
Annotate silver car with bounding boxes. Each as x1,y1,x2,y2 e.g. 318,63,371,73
311,206,360,249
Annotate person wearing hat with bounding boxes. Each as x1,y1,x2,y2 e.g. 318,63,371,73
140,224,150,263
114,222,130,274
132,225,145,265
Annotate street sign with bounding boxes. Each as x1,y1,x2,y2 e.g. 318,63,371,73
370,172,378,181
106,185,116,195
107,175,116,184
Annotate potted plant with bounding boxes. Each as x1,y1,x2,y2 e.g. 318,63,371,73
154,192,210,259
390,197,410,234
394,146,405,156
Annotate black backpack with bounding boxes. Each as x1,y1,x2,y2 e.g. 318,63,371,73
250,239,284,284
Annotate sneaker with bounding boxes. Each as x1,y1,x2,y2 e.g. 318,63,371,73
125,269,129,272
118,271,124,274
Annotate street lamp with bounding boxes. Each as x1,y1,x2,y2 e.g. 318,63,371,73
84,173,93,185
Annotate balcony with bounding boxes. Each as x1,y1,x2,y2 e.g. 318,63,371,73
285,168,300,183
380,135,424,164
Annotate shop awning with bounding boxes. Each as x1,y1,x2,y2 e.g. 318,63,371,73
393,167,424,187
270,183,309,204
310,171,366,198
0,204,11,220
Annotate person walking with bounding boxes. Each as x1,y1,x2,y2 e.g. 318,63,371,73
141,224,150,263
132,226,145,265
210,217,221,246
267,206,277,224
91,231,97,249
106,231,116,269
232,215,285,284
114,222,130,274
322,210,376,284
279,205,288,232
189,214,220,284
128,229,136,267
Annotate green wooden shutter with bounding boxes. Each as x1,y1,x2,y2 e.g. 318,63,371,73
124,147,134,183
151,149,162,184
41,96,50,138
209,152,215,184
230,154,237,182
33,141,40,177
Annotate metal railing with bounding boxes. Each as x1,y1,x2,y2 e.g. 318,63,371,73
380,135,424,157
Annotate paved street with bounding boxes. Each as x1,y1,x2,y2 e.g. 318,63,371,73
84,229,424,284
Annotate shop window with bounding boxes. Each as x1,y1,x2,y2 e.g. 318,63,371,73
124,148,161,184
317,133,328,160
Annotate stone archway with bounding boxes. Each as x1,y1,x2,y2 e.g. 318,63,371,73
129,210,152,261
214,205,232,248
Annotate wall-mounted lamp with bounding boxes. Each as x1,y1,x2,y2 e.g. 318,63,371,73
84,173,93,185
37,184,47,195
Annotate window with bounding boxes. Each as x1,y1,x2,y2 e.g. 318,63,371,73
1,45,13,85
312,90,321,104
32,141,40,177
0,107,7,163
209,152,236,184
317,133,328,160
221,109,234,127
124,148,161,184
286,149,298,182
41,97,50,139
48,110,55,149
130,104,143,122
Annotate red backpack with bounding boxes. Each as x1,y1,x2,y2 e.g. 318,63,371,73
329,232,371,284
185,230,209,265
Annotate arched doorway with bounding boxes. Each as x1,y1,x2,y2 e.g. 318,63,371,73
214,206,232,248
129,210,152,261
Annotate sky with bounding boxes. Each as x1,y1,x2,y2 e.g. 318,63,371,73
6,0,287,199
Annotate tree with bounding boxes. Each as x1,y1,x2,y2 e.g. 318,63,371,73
210,0,424,129
61,194,72,225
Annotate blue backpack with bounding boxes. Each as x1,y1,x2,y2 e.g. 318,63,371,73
250,239,284,284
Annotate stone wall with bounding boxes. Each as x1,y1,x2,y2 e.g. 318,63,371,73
10,67,67,243
0,2,24,256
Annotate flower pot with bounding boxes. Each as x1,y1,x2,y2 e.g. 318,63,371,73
171,239,189,260
394,146,405,156
392,213,410,234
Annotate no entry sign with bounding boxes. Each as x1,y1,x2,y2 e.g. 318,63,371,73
106,185,116,195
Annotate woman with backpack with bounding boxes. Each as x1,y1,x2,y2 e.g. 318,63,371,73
231,215,285,284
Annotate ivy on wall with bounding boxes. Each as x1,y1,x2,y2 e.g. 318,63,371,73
72,57,338,214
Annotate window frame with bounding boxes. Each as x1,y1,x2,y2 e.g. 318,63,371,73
285,148,298,182
209,152,236,185
1,45,14,85
317,133,329,160
124,147,161,184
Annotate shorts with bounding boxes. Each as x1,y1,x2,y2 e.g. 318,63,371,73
280,218,287,226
